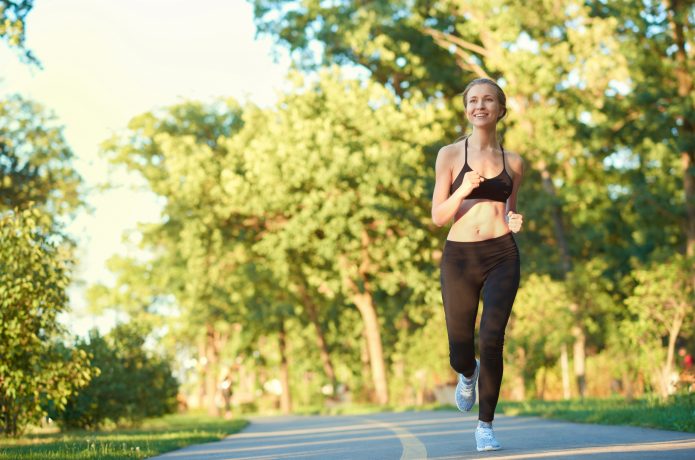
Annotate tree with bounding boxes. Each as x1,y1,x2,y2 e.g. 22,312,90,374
0,95,82,232
253,0,470,100
624,254,694,398
101,99,258,415
0,208,93,436
250,0,635,394
596,0,694,257
54,324,179,430
0,0,39,65
507,274,573,400
228,69,447,404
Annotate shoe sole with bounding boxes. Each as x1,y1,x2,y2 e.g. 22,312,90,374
477,446,501,452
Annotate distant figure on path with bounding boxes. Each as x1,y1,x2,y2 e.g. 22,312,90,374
431,78,524,452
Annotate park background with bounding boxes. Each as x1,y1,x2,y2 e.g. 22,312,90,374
1,0,693,457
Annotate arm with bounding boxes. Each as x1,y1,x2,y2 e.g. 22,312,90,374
505,152,524,232
431,145,482,227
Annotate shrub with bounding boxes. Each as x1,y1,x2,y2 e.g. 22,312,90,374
53,323,179,430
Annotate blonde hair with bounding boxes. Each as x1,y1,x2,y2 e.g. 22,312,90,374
462,78,507,121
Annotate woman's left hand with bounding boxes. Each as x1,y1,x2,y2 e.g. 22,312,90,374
507,211,523,233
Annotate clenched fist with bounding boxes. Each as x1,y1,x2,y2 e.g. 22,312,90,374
507,211,523,233
462,171,484,196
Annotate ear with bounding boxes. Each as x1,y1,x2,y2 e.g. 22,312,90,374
497,107,507,120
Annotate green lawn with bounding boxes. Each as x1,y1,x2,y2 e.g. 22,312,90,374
309,394,695,433
0,413,248,460
496,394,695,433
11,395,687,459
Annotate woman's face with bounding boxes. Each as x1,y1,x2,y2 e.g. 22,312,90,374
465,84,503,128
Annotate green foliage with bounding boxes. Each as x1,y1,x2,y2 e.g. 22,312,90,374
100,99,251,329
86,255,170,331
0,208,93,436
0,95,82,232
507,274,573,391
93,0,694,410
101,70,451,406
0,0,38,65
225,69,449,401
498,394,695,433
389,308,450,403
620,254,694,392
100,98,256,414
625,255,693,342
53,324,179,430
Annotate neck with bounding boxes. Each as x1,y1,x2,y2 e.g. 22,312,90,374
468,127,499,151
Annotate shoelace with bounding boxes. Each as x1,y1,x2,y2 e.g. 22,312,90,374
477,427,497,443
459,378,474,393
478,428,493,436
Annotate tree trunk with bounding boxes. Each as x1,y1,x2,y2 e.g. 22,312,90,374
278,320,292,414
205,324,220,416
516,97,589,403
360,330,374,401
517,99,585,400
623,370,634,401
561,343,571,400
338,246,389,405
660,302,687,398
510,348,526,401
682,152,695,257
536,367,546,400
572,324,587,398
196,336,207,409
353,291,389,405
297,282,337,390
537,160,572,273
666,0,695,257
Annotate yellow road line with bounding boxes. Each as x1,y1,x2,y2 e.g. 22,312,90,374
358,418,428,460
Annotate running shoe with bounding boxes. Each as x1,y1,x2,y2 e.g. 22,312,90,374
455,358,479,412
475,425,501,451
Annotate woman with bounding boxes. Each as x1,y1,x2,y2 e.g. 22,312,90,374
431,78,524,452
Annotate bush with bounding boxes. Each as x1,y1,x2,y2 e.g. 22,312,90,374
0,208,94,436
53,323,179,430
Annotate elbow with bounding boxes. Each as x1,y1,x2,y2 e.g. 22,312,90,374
431,213,446,227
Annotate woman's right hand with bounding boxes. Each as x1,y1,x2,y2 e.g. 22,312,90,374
461,171,484,196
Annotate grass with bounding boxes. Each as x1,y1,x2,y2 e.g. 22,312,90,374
496,393,695,433
292,401,447,416
0,412,248,459
12,395,686,459
304,394,695,433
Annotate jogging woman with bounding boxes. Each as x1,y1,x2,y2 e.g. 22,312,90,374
431,78,524,452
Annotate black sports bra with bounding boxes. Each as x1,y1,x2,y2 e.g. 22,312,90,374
449,137,513,203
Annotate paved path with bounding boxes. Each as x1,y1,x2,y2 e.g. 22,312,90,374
151,410,695,459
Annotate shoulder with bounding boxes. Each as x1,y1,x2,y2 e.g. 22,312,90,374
435,140,463,167
504,150,524,175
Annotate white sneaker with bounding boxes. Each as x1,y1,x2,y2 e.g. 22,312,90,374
454,359,479,412
475,425,501,451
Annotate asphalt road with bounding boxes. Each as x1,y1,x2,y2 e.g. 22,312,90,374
151,410,695,459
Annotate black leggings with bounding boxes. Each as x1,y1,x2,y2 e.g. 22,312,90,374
440,232,520,422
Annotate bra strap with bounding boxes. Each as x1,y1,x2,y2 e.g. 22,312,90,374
464,137,468,165
501,144,508,174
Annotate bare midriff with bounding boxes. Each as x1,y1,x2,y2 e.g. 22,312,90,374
447,199,510,242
